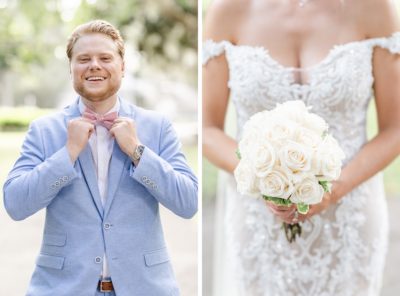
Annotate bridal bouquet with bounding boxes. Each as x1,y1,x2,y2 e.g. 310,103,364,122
234,100,345,242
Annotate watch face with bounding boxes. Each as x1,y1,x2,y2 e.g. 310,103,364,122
138,145,145,154
134,145,144,160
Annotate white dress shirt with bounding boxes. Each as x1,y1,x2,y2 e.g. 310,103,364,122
79,98,120,279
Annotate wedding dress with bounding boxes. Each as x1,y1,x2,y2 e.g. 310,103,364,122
203,32,400,296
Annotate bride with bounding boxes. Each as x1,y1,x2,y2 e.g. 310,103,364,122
202,0,400,295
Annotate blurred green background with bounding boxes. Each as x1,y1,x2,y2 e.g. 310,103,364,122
0,0,198,166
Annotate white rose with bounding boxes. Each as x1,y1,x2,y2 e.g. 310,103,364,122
273,101,328,136
302,112,328,136
274,100,309,120
234,161,259,196
314,135,345,181
292,126,322,149
239,128,261,158
259,167,294,199
266,117,296,142
279,141,312,173
253,140,277,177
291,174,324,205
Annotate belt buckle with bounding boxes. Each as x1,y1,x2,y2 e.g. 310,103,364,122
99,279,113,292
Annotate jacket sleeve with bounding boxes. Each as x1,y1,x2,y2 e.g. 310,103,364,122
3,121,78,221
129,118,198,219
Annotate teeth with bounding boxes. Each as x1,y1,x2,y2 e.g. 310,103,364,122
87,76,105,81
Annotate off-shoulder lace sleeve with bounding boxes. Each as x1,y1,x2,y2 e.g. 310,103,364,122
370,32,400,54
202,39,229,65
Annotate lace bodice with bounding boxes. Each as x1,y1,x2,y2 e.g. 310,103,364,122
204,34,399,296
203,33,400,163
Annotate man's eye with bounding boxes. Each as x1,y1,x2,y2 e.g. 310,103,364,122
101,57,111,62
79,58,90,63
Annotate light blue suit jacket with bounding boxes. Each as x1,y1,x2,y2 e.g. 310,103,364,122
3,98,198,296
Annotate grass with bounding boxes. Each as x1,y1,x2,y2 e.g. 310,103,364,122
0,107,52,131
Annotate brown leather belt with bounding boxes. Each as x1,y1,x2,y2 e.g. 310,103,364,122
98,279,114,292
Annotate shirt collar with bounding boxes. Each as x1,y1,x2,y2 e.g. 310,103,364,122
78,97,120,115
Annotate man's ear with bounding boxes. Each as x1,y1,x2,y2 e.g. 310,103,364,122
122,60,125,77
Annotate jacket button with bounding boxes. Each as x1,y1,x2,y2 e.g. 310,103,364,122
95,256,102,263
104,223,111,230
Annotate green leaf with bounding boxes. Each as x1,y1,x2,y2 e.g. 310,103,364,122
236,149,242,160
296,203,310,214
319,180,332,193
263,195,292,207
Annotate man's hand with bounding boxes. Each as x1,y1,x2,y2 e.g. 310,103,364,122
110,117,141,165
66,118,95,163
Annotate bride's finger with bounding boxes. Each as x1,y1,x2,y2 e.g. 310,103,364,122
265,201,293,212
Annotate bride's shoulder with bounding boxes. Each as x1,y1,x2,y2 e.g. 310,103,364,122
204,0,250,42
354,0,400,38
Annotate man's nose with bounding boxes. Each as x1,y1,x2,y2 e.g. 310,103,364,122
89,58,101,69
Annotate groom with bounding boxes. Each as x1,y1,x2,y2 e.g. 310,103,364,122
3,20,197,296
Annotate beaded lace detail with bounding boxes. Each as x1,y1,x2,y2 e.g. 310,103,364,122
204,33,399,295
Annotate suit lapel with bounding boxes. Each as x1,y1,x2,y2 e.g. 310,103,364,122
78,145,104,219
103,144,129,216
103,98,134,217
64,98,104,218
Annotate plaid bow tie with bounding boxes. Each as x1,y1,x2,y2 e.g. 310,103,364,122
82,108,118,130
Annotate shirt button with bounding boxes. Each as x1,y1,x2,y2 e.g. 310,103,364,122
104,223,111,230
95,256,102,264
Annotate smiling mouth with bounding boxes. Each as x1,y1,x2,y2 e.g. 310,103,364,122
86,76,106,81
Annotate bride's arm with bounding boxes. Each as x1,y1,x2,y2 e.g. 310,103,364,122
269,0,400,223
303,49,400,219
305,0,400,219
203,0,243,173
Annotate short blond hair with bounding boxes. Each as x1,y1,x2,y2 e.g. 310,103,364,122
66,20,125,60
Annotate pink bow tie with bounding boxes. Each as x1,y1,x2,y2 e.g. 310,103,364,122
82,108,118,130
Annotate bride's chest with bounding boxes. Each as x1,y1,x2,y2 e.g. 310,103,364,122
225,43,374,112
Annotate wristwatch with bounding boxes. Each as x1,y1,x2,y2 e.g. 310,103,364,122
131,144,145,162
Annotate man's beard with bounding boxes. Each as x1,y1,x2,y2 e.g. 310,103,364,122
74,81,121,102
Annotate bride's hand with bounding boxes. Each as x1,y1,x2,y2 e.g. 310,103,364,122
265,202,303,224
305,192,334,218
266,192,334,223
